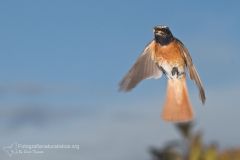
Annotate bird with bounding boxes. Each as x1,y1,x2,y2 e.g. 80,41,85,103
119,25,205,122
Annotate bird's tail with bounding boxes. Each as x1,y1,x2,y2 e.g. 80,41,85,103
161,76,193,122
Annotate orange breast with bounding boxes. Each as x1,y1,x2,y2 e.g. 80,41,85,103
153,41,185,66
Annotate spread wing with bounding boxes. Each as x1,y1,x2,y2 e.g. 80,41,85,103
119,40,162,91
176,39,206,104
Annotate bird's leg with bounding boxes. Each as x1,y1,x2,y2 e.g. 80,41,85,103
157,64,171,79
171,67,185,79
159,66,167,75
171,67,179,77
178,72,185,78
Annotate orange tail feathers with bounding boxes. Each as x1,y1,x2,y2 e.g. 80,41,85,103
161,76,194,122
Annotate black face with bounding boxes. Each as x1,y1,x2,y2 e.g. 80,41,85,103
154,25,174,45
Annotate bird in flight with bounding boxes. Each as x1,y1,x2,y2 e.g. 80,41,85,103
119,25,205,122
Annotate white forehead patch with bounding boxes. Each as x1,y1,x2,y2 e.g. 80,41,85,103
155,25,168,29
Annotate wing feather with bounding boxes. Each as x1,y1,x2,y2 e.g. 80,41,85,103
119,41,162,91
176,39,206,104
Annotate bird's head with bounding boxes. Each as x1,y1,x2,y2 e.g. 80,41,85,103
154,25,173,37
153,25,173,45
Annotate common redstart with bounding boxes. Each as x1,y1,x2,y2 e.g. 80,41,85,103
119,25,205,122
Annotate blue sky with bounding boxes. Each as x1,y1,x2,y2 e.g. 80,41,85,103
0,1,240,160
